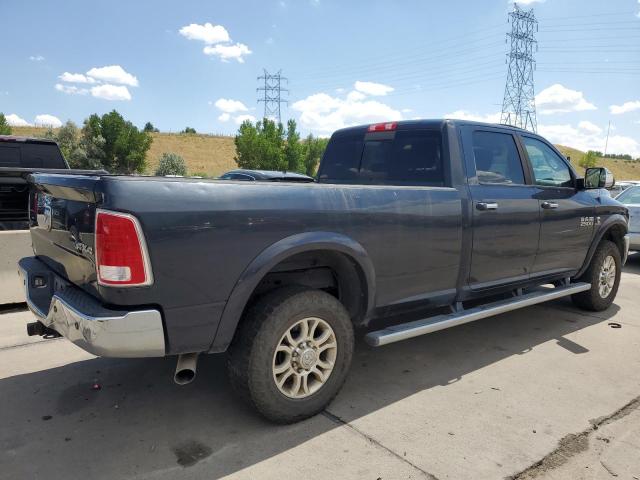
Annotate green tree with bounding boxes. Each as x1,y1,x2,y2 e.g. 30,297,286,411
579,150,597,169
55,121,79,158
143,122,159,133
234,118,289,171
182,127,196,134
96,110,152,173
155,152,187,176
284,119,303,172
303,134,329,176
0,113,11,135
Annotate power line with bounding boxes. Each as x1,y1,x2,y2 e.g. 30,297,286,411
257,69,288,123
501,3,538,132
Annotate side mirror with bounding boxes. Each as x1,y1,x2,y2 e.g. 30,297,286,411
583,167,615,189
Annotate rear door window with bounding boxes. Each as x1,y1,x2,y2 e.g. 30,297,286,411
471,131,525,185
319,129,444,186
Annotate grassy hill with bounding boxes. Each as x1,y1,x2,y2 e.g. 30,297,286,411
8,126,640,181
11,126,237,177
556,145,640,181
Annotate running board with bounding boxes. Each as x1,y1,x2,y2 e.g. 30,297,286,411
365,282,591,347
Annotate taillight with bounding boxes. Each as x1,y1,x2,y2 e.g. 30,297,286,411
368,122,397,132
95,209,153,287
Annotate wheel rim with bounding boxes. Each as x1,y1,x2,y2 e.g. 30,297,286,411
272,317,337,399
598,255,616,298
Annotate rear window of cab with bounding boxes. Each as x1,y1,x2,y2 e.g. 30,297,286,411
318,129,445,187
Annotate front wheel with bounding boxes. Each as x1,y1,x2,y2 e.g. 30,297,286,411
227,287,354,423
572,239,621,311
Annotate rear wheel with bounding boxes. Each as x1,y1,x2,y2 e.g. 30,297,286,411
227,287,354,423
572,240,621,311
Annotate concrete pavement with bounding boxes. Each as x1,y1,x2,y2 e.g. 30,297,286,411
1,257,640,479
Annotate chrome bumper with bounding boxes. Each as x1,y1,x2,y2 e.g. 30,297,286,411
627,233,640,254
18,257,165,358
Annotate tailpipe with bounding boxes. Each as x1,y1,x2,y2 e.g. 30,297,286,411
174,353,199,385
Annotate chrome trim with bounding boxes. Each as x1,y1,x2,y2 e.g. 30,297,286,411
623,234,631,264
95,208,154,288
365,282,591,347
19,262,165,358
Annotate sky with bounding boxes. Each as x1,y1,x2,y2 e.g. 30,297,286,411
1,0,639,156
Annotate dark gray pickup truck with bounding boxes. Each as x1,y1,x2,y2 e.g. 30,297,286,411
19,120,629,423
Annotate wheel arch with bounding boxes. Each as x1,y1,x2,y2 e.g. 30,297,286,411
209,231,376,352
576,215,628,278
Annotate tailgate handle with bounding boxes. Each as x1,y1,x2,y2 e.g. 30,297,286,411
541,201,559,210
476,202,498,211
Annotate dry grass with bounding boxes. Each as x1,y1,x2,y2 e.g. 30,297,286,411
146,133,236,177
9,127,640,181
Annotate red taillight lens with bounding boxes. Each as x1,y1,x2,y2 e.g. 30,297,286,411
368,122,397,132
95,210,152,287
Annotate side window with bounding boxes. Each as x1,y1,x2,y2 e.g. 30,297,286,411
522,137,573,188
471,131,525,185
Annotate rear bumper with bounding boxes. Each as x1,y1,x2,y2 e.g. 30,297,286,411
18,256,165,358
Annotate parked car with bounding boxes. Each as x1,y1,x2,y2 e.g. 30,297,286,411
613,185,640,250
19,120,628,423
0,135,104,304
218,169,315,182
609,181,637,197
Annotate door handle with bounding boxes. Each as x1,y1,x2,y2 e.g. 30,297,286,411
541,201,559,210
476,202,498,211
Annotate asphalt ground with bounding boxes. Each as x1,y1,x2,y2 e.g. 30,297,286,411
1,256,639,479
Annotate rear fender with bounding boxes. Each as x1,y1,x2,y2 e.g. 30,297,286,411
208,231,376,352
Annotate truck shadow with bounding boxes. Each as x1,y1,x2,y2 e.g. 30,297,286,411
0,299,619,479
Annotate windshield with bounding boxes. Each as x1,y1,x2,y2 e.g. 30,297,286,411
615,186,640,204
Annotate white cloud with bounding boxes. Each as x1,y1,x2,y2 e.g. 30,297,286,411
234,114,256,124
577,121,602,135
401,108,413,113
539,122,640,158
179,22,251,63
90,84,132,101
34,114,62,128
6,114,31,127
214,98,249,113
346,90,366,102
292,90,403,134
59,72,96,84
203,42,252,63
218,113,231,122
444,110,501,123
55,83,89,95
536,84,597,115
610,100,640,115
29,55,44,62
179,23,230,44
354,81,394,96
86,65,138,87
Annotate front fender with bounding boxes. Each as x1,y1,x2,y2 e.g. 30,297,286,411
208,231,376,352
576,214,628,278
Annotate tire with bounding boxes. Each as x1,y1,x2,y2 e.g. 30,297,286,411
227,286,354,423
571,239,621,311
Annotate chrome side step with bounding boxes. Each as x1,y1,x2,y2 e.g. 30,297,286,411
365,282,591,347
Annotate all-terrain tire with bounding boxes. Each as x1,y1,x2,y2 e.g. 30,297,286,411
571,239,621,311
227,286,354,423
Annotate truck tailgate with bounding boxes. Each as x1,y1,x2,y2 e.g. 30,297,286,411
29,173,103,292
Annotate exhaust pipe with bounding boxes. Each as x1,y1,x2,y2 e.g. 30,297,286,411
174,353,199,385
